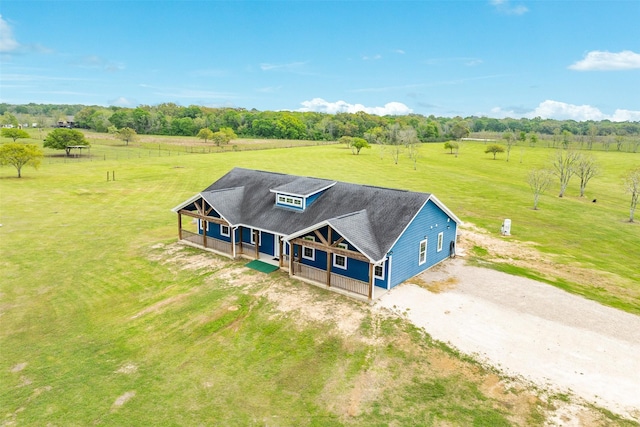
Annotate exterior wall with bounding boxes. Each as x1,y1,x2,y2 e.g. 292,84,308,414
239,227,275,256
305,189,327,208
387,200,457,288
294,227,373,284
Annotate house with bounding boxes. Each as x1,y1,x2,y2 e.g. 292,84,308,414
172,168,461,300
57,116,75,128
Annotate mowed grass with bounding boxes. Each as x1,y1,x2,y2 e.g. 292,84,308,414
1,139,639,425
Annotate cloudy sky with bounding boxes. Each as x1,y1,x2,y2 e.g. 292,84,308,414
1,0,639,121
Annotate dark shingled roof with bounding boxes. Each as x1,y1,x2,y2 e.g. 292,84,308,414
186,168,435,262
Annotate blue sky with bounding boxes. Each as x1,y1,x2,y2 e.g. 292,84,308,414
1,0,639,121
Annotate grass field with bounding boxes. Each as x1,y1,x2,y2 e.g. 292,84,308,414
1,134,639,425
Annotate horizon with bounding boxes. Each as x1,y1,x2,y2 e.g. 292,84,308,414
1,1,639,122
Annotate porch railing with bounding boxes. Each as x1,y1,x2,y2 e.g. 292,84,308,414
293,262,369,297
181,230,232,254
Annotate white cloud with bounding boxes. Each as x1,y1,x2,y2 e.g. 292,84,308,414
394,49,405,55
109,97,135,107
568,50,640,71
75,55,125,73
260,61,307,71
362,54,382,61
0,15,19,52
490,100,640,122
490,0,529,15
298,98,413,116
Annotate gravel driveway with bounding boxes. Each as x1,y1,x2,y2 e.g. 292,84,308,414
376,258,640,421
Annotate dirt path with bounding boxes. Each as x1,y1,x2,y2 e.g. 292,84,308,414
376,256,640,421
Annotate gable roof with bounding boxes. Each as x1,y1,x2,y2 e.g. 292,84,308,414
174,168,460,262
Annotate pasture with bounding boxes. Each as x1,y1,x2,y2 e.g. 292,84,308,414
1,134,639,425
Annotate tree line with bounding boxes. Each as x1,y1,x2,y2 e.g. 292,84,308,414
1,103,638,143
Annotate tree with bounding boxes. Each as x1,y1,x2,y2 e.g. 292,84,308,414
551,149,581,197
116,127,137,145
43,128,89,156
219,127,237,141
1,128,30,142
197,128,214,143
561,129,572,149
575,155,599,197
485,144,505,160
623,167,640,222
444,141,459,154
529,133,538,147
450,121,470,140
527,169,553,210
0,143,43,178
339,136,353,148
503,132,516,162
350,137,370,155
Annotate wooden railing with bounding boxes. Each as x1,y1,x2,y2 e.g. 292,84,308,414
293,262,369,297
330,273,369,296
180,230,232,254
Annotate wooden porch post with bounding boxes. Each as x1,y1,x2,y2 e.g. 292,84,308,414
238,226,243,256
368,262,374,300
231,226,236,258
289,243,295,276
254,230,259,259
278,237,283,267
202,219,208,248
177,212,182,240
326,227,332,287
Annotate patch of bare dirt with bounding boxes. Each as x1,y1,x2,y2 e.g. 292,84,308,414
112,391,136,408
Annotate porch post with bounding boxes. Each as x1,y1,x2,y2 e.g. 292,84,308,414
238,226,243,256
278,236,283,267
254,230,259,259
231,227,236,258
326,227,332,287
177,212,182,240
368,262,374,300
202,219,208,248
289,243,295,276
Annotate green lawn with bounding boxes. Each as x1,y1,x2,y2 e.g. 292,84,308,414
1,138,639,425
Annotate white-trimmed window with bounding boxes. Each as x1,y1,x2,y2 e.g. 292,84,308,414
374,263,385,280
332,243,348,270
302,236,315,260
250,229,261,246
220,224,230,237
437,232,444,252
277,194,303,208
419,239,427,265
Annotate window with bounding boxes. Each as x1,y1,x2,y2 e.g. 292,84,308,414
419,239,427,265
277,194,304,208
437,232,443,252
250,229,261,246
374,263,385,280
220,225,230,237
333,243,348,270
302,236,315,260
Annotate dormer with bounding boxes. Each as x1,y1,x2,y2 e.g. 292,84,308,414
270,177,336,211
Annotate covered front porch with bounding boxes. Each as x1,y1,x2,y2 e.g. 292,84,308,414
287,226,383,301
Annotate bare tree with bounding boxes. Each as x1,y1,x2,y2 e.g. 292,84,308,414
527,169,553,210
503,131,516,162
551,150,581,197
575,155,599,197
623,167,640,222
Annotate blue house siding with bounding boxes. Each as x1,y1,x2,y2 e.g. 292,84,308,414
294,228,373,283
387,199,457,288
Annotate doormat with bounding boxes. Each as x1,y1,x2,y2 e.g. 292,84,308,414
245,259,279,274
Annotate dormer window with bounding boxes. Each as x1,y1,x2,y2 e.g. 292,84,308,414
277,194,303,209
